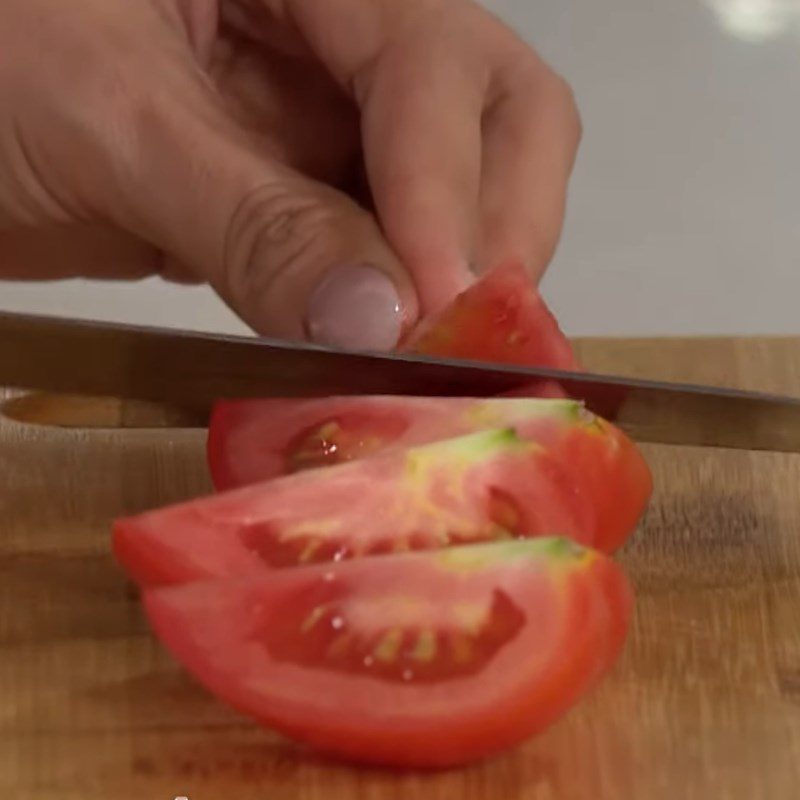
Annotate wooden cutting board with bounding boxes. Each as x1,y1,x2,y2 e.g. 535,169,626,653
4,336,800,800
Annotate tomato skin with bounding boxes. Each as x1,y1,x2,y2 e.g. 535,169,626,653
114,428,604,587
540,416,653,553
142,539,632,768
512,409,653,553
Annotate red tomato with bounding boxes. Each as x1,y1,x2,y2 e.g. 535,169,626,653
403,261,580,373
205,396,652,553
207,394,454,491
543,414,653,553
142,538,632,767
114,427,606,587
208,396,582,489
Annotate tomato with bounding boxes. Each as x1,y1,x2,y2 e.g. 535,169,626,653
207,395,462,490
142,538,632,768
114,424,620,587
403,261,579,371
209,396,578,489
206,396,651,551
113,261,642,767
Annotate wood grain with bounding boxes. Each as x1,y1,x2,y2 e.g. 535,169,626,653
4,336,800,799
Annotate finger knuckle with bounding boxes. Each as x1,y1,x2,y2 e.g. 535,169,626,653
515,62,582,145
221,183,342,305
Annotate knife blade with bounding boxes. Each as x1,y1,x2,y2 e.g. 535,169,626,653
2,310,800,452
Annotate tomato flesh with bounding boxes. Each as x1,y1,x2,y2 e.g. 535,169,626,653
263,571,526,684
208,396,449,490
115,427,604,587
205,397,652,553
403,261,579,373
206,397,652,552
208,396,577,490
143,538,632,768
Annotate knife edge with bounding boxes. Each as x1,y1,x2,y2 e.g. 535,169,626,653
3,312,800,452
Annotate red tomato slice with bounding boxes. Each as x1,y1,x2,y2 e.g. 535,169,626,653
207,395,459,490
114,427,605,587
208,396,580,489
143,538,632,767
206,396,652,553
402,261,579,373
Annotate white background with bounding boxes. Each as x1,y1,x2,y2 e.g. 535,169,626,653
2,0,799,338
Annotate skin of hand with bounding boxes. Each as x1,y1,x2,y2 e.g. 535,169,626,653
0,0,581,350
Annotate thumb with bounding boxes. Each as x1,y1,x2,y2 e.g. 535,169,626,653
100,91,418,351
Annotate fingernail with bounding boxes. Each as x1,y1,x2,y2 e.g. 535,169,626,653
305,264,403,351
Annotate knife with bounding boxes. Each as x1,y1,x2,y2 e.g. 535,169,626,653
1,310,800,452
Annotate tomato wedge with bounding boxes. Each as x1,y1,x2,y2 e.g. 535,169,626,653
114,427,612,587
207,395,481,490
209,396,579,489
206,396,652,553
403,261,579,371
143,538,632,767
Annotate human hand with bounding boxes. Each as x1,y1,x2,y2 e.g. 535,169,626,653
0,0,580,350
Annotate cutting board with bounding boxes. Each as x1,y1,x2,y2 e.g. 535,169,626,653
4,337,800,800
